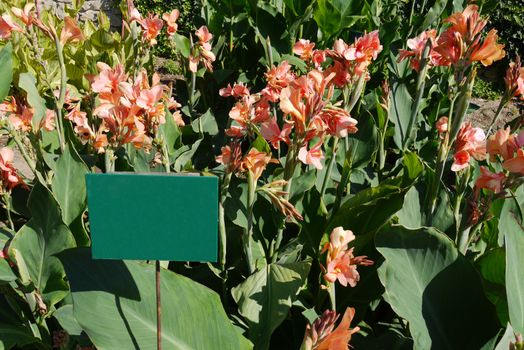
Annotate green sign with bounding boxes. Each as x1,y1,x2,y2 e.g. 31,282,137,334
86,173,218,262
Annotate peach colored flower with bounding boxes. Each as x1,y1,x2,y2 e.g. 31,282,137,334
0,14,23,40
219,83,250,98
436,116,448,135
91,62,128,96
216,143,242,173
139,14,163,46
444,5,486,40
189,26,215,72
319,107,358,138
475,166,505,193
195,25,213,43
11,3,34,26
0,147,24,190
264,61,295,101
399,30,438,71
260,118,292,149
162,9,179,36
293,39,315,61
486,127,524,162
298,141,324,169
241,148,274,181
60,17,84,44
9,107,33,132
302,308,360,350
503,149,524,175
42,109,56,131
451,122,486,171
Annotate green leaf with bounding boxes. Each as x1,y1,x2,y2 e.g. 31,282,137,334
313,0,365,37
0,323,49,350
0,258,16,284
502,209,524,335
18,73,46,130
173,33,191,58
159,110,182,160
251,134,271,154
60,248,252,350
494,323,516,350
421,0,448,30
390,81,413,149
347,111,379,169
54,304,83,336
376,225,499,349
396,186,422,228
191,109,219,136
231,261,311,350
0,43,13,101
52,144,89,226
9,183,76,306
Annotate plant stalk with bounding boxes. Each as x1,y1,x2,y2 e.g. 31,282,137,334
487,96,509,135
219,172,232,272
53,35,67,152
244,172,256,274
320,137,339,198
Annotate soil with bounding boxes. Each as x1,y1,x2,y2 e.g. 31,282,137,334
467,97,524,132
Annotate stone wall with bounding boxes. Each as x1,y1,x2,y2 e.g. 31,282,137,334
38,0,122,27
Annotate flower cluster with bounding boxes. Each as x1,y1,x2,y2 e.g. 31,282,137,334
301,307,360,350
400,5,505,71
0,97,55,133
70,63,178,153
504,56,524,100
189,26,216,73
321,227,373,288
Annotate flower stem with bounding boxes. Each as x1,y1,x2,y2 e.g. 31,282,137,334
487,96,509,135
320,137,339,198
244,172,256,274
3,193,14,231
53,35,67,153
219,172,232,272
328,283,336,311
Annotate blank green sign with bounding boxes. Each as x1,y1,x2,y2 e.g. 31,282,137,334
86,173,218,262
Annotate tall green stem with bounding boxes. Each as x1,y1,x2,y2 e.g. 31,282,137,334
244,173,256,274
219,172,232,271
320,137,339,198
3,193,14,230
53,36,67,152
487,96,508,135
328,283,336,311
403,40,431,150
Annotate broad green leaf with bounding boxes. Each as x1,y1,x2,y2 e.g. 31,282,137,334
313,0,365,37
390,81,413,149
494,323,516,350
232,261,311,350
251,134,271,154
0,259,16,284
191,109,219,136
52,144,89,226
9,183,75,306
0,43,13,101
173,33,191,58
502,210,524,335
0,323,49,350
421,0,448,30
327,152,423,234
60,248,252,350
396,186,422,228
159,110,182,160
54,305,83,336
347,112,379,169
18,73,46,130
173,139,202,171
376,225,499,349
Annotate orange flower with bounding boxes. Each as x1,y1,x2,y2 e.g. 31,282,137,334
302,308,360,350
399,30,439,71
475,166,505,193
0,14,23,40
216,143,242,173
260,118,292,149
219,82,250,98
319,107,358,138
503,149,524,175
469,29,505,66
451,122,486,172
241,148,274,181
60,17,84,44
298,141,325,170
486,127,524,161
189,26,215,72
162,9,179,36
504,57,524,99
436,116,448,135
444,5,486,40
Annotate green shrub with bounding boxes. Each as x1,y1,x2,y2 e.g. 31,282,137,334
473,78,502,100
484,0,524,57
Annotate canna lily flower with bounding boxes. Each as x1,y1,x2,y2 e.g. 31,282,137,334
9,107,33,132
41,109,56,132
260,118,292,149
264,61,295,101
319,107,358,138
11,3,34,26
219,82,250,98
301,308,360,350
241,148,275,181
445,5,486,40
189,26,215,72
195,25,213,44
436,116,448,135
475,166,505,193
503,149,524,175
60,16,84,44
136,85,165,112
486,127,524,161
139,14,163,46
298,141,325,169
162,9,179,36
399,30,438,71
0,147,25,190
216,143,243,174
469,29,505,66
451,122,486,172
293,39,316,62
0,14,23,40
